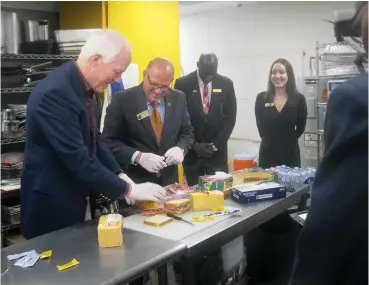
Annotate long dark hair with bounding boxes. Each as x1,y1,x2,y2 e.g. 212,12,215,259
264,58,299,106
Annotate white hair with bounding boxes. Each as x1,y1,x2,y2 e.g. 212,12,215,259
79,29,132,63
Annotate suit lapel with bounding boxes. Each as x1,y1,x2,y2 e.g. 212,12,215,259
136,85,158,146
208,75,222,117
191,72,205,117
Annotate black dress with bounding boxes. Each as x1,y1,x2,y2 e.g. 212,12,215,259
255,92,307,168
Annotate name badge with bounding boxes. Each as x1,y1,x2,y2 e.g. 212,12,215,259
265,103,275,107
213,89,222,93
192,90,198,93
137,110,149,120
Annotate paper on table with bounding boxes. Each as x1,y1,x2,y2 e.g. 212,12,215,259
298,213,307,220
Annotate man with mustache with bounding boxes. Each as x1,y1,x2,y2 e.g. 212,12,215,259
289,2,368,285
174,53,237,185
103,57,194,187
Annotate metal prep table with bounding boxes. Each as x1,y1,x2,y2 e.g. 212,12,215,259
1,221,187,285
179,184,310,285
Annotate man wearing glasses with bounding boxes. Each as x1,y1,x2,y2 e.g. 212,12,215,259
103,57,194,187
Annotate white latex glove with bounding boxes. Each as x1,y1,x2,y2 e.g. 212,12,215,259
138,153,167,173
127,182,166,203
164,147,184,166
119,173,136,205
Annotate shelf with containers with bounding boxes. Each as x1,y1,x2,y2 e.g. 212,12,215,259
1,53,77,246
303,41,367,167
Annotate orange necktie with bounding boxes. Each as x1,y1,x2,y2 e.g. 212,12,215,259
151,101,162,145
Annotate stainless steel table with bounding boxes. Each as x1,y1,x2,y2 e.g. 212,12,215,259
179,184,309,284
1,222,186,285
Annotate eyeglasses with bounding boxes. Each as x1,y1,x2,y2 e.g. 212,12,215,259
147,74,173,91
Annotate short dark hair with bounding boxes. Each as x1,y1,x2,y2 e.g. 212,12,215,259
264,58,300,106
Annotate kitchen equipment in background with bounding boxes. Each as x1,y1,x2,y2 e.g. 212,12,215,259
54,29,101,55
1,61,52,87
2,196,21,225
2,109,17,121
1,120,20,138
2,10,21,54
20,39,56,54
22,19,49,42
233,153,257,171
1,152,24,180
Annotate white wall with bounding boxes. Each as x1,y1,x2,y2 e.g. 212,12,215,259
179,1,353,170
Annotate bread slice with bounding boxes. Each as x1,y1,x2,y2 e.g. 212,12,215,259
164,198,190,208
144,215,173,227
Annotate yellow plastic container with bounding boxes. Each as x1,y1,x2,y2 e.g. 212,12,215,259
189,191,224,211
97,214,124,248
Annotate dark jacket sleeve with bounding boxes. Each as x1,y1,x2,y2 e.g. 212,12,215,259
175,94,194,154
34,88,129,200
295,93,307,139
212,79,237,149
102,92,137,168
96,133,122,173
255,92,264,139
289,81,368,285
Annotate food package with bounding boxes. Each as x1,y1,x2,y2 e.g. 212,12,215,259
231,182,286,204
97,214,124,248
163,183,195,202
189,191,224,211
144,215,173,226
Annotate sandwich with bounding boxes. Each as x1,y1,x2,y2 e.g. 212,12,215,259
136,201,164,216
144,215,173,227
164,199,190,215
232,172,273,186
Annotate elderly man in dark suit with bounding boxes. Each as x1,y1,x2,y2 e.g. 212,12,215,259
174,53,237,185
20,30,166,240
103,58,194,186
289,2,368,285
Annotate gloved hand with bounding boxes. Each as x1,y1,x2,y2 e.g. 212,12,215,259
127,182,166,203
164,146,184,166
193,143,214,158
119,173,136,205
138,153,167,173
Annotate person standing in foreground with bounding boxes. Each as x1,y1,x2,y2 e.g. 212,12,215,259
255,58,307,169
103,58,194,186
174,53,237,186
21,30,166,239
289,2,368,285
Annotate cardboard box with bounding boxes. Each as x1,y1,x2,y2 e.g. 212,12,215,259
231,182,286,204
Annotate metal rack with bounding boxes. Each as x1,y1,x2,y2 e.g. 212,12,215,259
313,42,362,164
1,53,78,60
2,222,20,233
1,137,26,145
1,87,33,94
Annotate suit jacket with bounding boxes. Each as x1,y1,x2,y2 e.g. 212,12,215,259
21,61,128,239
174,71,237,168
102,84,194,186
289,73,368,285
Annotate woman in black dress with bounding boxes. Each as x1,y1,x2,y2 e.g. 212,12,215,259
247,59,308,284
255,58,307,168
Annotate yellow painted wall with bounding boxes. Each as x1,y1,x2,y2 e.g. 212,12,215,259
59,1,103,29
107,1,181,81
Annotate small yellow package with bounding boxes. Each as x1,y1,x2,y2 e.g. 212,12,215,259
57,259,79,271
97,214,124,248
40,250,52,259
189,191,224,211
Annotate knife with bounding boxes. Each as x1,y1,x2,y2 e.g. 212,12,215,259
167,213,195,226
